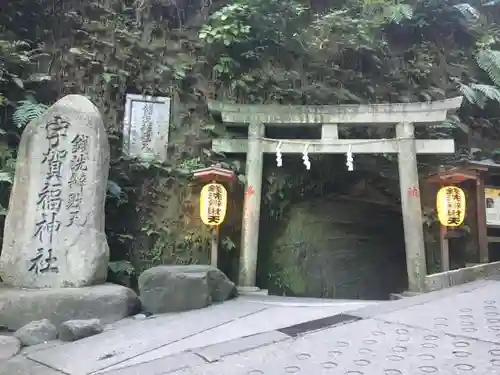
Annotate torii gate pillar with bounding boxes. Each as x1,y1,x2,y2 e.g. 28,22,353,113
240,122,264,286
397,122,426,292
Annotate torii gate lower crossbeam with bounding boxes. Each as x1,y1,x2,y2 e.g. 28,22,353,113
209,97,463,293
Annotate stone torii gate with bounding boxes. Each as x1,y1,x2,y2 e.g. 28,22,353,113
208,97,463,293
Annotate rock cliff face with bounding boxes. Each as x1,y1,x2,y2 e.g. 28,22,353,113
263,198,407,300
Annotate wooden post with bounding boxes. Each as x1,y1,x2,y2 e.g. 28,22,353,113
211,227,219,267
476,177,489,263
440,225,450,271
438,181,450,271
396,122,427,292
239,122,264,287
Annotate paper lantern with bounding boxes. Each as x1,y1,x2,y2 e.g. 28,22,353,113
200,183,228,226
436,186,466,227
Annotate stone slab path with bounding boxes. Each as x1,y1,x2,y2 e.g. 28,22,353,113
3,279,500,375
0,294,372,375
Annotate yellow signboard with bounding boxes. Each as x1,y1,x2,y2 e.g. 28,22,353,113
436,186,466,227
200,183,228,226
485,187,500,226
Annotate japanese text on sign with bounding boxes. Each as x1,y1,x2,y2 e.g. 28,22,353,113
141,102,154,151
200,183,228,226
436,186,466,227
67,134,89,227
485,187,500,226
31,115,70,274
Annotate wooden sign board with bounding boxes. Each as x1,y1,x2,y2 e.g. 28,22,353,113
485,186,500,226
122,94,171,162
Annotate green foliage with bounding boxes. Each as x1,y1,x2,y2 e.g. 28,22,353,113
460,48,500,107
199,0,307,47
138,224,210,269
458,16,500,107
199,0,308,91
0,147,16,217
385,4,414,23
109,260,136,276
460,83,500,107
177,157,205,173
0,39,36,89
306,8,386,50
199,4,253,46
0,3,54,225
108,260,137,289
362,0,414,24
107,181,123,200
13,100,49,128
2,0,500,280
476,49,500,86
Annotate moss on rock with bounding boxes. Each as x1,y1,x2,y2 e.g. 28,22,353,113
266,198,408,300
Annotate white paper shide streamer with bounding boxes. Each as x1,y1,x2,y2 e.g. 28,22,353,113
302,143,311,170
265,137,400,172
276,141,283,167
346,144,354,171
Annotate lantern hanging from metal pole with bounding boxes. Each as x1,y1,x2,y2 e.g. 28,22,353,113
192,164,235,268
436,185,466,227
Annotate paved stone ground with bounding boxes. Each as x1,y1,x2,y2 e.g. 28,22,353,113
0,294,372,375
2,279,500,375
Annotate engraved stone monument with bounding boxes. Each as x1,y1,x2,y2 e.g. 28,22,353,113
0,94,110,288
122,94,171,162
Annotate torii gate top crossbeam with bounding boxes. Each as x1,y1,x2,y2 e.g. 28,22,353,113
208,97,463,125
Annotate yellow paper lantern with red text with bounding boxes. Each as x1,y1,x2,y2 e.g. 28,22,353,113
436,186,466,227
200,183,228,226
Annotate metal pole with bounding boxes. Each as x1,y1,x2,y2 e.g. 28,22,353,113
211,226,219,267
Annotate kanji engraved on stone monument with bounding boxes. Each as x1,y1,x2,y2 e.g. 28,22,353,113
0,95,110,288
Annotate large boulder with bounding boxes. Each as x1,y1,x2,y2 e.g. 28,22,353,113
174,265,237,302
58,319,103,341
14,319,57,346
138,265,236,314
0,283,140,330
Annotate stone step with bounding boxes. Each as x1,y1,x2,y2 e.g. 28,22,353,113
389,290,423,300
236,287,269,296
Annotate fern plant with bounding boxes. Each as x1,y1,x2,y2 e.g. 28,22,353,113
460,83,500,108
12,100,48,128
362,0,414,24
461,49,500,107
0,146,16,216
476,49,500,86
385,4,413,23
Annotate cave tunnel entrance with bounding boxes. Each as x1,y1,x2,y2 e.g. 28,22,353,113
255,154,408,300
